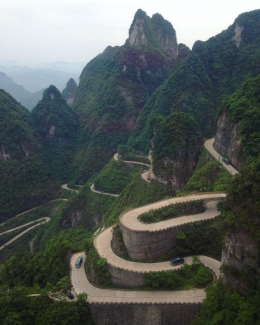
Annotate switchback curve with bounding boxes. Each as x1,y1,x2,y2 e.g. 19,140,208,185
71,138,238,303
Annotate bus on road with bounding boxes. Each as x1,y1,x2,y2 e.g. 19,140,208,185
75,256,83,268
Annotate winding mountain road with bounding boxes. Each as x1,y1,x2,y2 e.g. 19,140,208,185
90,184,119,197
71,138,238,303
62,184,79,193
0,198,68,251
71,196,223,302
204,138,239,175
0,217,50,251
71,252,208,303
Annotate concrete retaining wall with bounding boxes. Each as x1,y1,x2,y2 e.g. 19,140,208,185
90,302,201,325
108,264,145,287
120,199,224,260
119,222,184,260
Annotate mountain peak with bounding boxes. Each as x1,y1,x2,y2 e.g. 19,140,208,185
128,9,177,58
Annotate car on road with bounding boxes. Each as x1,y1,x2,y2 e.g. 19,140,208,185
75,256,83,268
170,257,184,266
222,158,230,165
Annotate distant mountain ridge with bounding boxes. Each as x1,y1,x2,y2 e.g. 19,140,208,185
0,71,44,110
0,61,86,94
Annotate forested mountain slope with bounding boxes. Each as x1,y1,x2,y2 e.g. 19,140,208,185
62,78,77,105
0,90,56,221
73,9,178,182
130,9,260,153
214,74,260,169
150,112,202,188
31,85,79,183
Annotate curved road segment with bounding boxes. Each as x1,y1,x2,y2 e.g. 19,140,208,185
71,139,238,303
0,217,50,251
71,252,209,303
0,199,68,250
90,184,119,197
204,138,239,175
71,194,223,303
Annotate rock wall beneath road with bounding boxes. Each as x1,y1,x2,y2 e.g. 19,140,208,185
90,302,201,325
120,222,183,260
108,264,145,287
119,199,223,260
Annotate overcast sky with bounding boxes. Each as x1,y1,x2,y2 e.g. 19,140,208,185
1,0,259,65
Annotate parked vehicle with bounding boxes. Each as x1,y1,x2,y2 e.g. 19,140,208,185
170,257,184,266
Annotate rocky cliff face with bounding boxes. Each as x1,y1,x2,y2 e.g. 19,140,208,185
0,89,36,161
32,85,78,139
128,10,178,59
218,162,260,296
153,137,202,189
62,78,77,105
73,9,178,181
214,110,244,170
221,230,256,294
151,112,202,189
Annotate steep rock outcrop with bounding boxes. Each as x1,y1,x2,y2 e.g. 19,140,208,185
73,9,177,181
221,230,256,294
214,74,260,170
151,112,202,189
0,89,35,160
219,162,260,295
214,110,244,170
128,10,177,59
31,85,78,182
0,90,56,220
62,78,77,105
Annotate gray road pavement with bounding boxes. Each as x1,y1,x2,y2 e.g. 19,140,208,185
71,253,209,303
120,194,225,231
0,217,50,251
70,141,232,303
90,184,119,197
62,184,79,193
204,138,239,175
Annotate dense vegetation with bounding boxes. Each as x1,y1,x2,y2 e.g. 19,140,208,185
145,257,213,290
130,10,260,153
138,200,204,223
72,10,176,181
94,159,145,194
31,85,79,183
0,292,94,325
85,237,111,287
192,281,259,325
192,159,260,323
0,90,57,220
2,8,260,324
61,185,116,230
61,78,77,105
219,74,260,161
181,147,232,193
118,145,150,164
104,173,176,226
0,227,92,290
151,112,202,186
130,46,214,152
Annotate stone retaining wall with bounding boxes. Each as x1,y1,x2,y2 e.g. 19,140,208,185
108,264,145,287
120,199,224,260
90,302,201,325
119,222,184,260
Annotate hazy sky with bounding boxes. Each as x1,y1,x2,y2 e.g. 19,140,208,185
1,0,259,65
